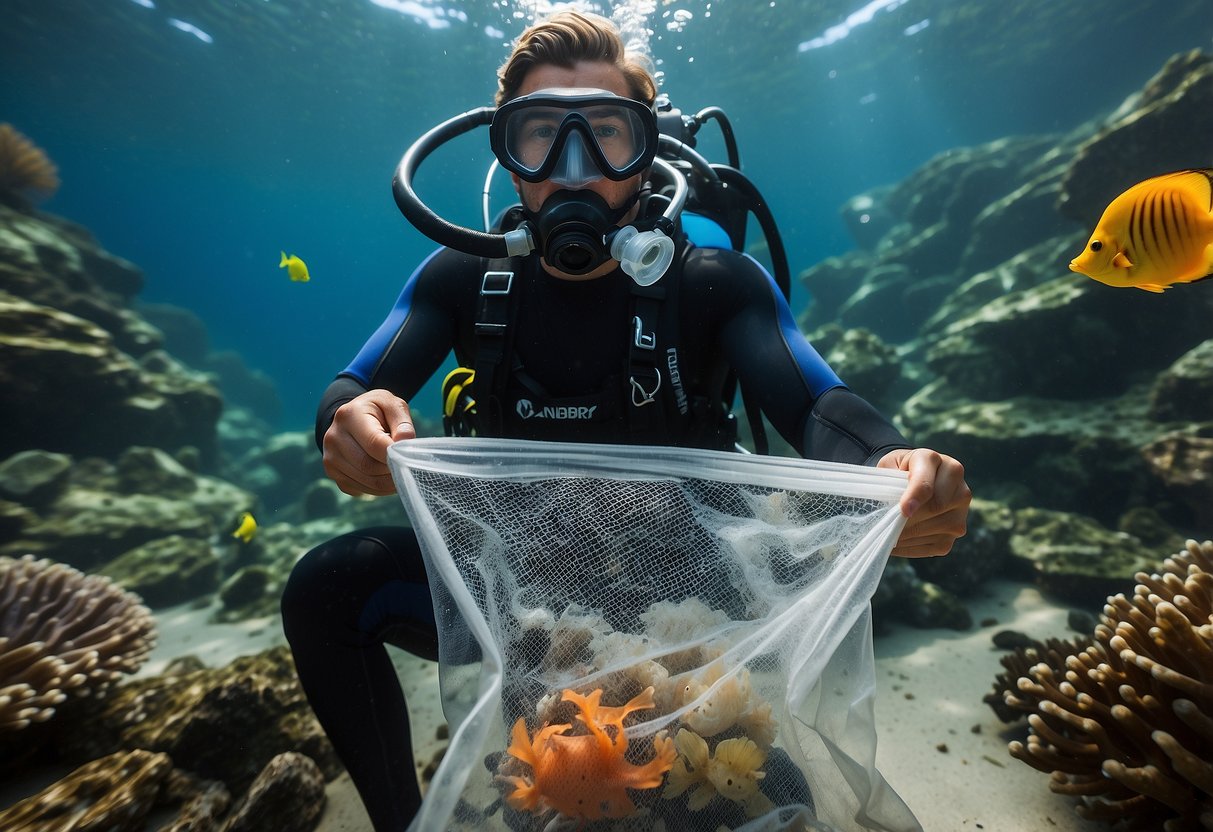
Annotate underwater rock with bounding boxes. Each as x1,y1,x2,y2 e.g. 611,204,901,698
4,488,213,570
924,275,1212,402
920,234,1084,337
1006,508,1159,606
100,534,221,609
115,445,200,498
797,251,873,330
0,555,155,739
301,478,342,520
957,165,1082,280
899,379,1180,526
0,204,226,461
0,204,148,335
138,301,212,367
839,185,895,250
1002,539,1213,830
0,293,222,461
0,451,252,572
218,565,272,612
227,431,325,518
1147,338,1213,424
1140,427,1213,529
0,748,173,831
51,646,339,798
0,449,72,509
204,350,283,429
1059,50,1213,226
220,751,326,832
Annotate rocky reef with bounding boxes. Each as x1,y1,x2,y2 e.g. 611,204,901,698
0,127,413,830
809,49,1213,622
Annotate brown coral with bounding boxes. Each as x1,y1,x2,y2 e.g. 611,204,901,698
0,555,156,735
0,749,173,831
1003,539,1213,830
0,123,60,204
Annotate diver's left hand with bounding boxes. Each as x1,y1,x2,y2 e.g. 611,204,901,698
876,448,971,558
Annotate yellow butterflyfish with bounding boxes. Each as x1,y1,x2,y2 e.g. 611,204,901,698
231,511,257,543
1069,169,1213,293
280,251,311,282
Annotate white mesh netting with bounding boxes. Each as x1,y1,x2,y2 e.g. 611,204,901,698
389,438,921,832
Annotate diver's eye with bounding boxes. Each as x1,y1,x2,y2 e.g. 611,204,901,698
1090,240,1103,252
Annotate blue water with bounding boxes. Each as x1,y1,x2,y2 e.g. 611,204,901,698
3,0,1209,429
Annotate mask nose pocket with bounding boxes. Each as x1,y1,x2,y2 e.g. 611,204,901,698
549,130,602,188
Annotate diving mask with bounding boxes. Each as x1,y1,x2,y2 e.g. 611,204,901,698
490,88,658,188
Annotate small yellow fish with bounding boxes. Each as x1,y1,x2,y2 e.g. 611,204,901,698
1069,169,1213,293
231,511,257,543
279,251,310,282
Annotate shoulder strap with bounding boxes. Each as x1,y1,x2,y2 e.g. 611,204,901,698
472,259,516,436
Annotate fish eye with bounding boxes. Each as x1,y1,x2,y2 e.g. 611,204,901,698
1089,240,1103,252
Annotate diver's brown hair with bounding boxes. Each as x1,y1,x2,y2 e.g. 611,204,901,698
496,11,657,106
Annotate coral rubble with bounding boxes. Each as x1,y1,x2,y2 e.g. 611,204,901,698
0,555,155,735
0,124,59,207
1001,539,1213,829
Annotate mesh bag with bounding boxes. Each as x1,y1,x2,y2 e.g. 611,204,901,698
388,438,921,832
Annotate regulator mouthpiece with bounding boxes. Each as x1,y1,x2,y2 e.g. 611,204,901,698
611,226,675,286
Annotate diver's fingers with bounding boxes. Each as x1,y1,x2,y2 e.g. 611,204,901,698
893,504,969,558
903,501,970,538
323,449,395,496
890,534,959,558
322,417,395,496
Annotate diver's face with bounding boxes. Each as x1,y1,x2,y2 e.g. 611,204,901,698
509,60,645,280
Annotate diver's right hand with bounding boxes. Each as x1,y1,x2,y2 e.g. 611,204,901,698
322,389,416,496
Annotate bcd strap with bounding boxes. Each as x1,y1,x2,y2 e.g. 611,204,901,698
473,264,515,436
626,280,669,442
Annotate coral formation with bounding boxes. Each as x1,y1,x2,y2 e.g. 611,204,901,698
665,728,775,818
985,634,1093,723
675,660,777,749
0,123,59,206
0,555,155,735
1000,539,1213,829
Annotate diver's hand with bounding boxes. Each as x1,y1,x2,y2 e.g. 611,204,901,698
322,389,416,496
877,448,971,558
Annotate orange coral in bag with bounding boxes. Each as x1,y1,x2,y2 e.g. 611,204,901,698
500,686,676,822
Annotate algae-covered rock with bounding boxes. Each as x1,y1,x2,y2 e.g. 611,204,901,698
101,534,221,609
0,449,71,508
924,276,1210,402
54,646,339,797
1140,426,1213,528
1147,338,1213,423
1006,508,1157,605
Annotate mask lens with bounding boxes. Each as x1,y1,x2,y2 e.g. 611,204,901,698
493,93,655,182
503,106,564,176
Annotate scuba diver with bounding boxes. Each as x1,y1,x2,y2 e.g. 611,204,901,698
281,10,970,830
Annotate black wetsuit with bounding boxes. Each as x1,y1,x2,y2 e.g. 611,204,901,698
281,234,909,830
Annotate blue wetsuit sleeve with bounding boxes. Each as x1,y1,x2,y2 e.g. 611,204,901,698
315,248,465,449
711,251,909,464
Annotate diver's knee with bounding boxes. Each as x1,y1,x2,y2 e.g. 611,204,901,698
280,542,336,632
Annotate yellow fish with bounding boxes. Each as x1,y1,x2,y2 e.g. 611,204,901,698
279,251,310,282
231,511,257,543
1069,169,1213,293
